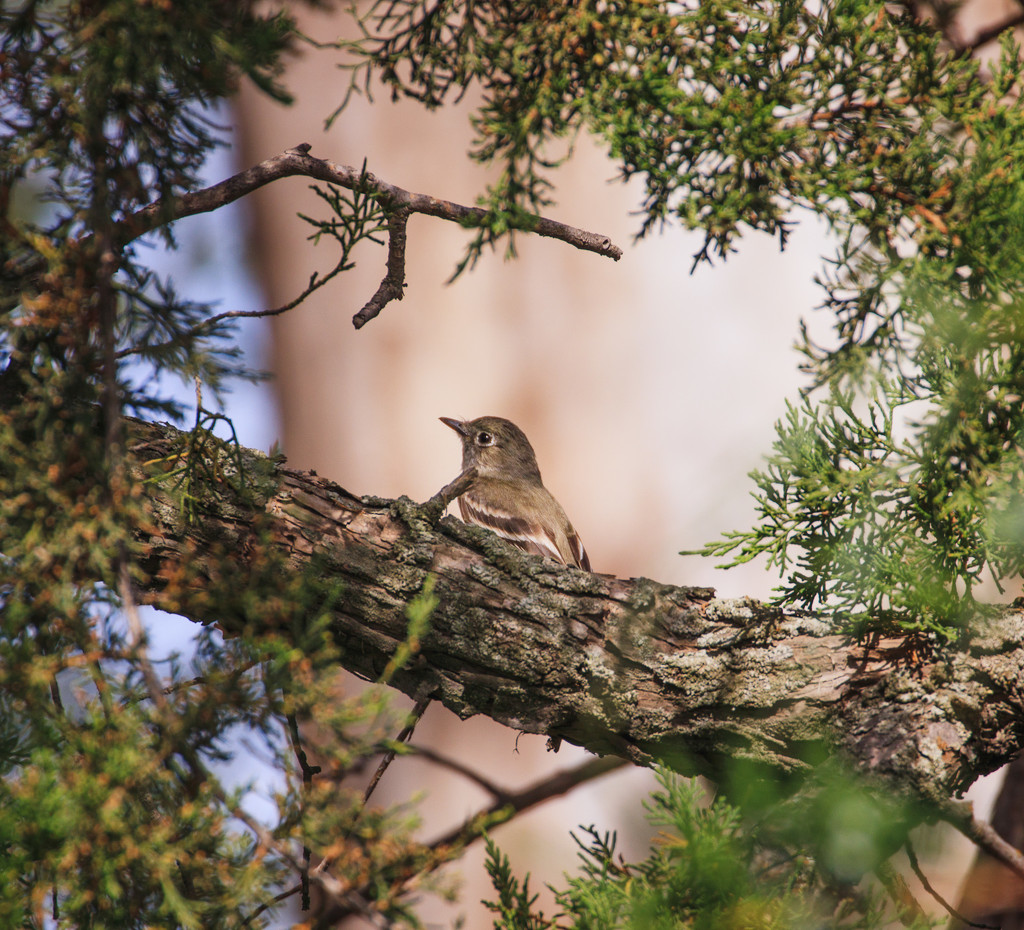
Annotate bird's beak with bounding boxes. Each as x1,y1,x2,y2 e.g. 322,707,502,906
439,416,470,437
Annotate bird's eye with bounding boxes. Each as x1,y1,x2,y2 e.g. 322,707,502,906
476,431,494,446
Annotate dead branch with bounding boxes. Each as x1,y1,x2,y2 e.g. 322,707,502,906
353,207,409,328
116,144,622,328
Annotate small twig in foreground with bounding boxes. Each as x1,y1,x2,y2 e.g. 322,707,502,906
286,712,323,912
904,837,996,929
430,754,629,850
310,695,432,881
301,754,628,925
423,465,477,522
116,254,351,360
361,695,431,807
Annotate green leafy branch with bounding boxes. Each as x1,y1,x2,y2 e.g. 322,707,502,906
482,770,919,930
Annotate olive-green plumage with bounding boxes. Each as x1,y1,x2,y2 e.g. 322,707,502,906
440,416,591,571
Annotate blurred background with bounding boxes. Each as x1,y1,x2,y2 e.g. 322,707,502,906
147,3,1011,925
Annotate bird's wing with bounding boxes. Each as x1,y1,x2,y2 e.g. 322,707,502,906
459,493,591,570
459,495,565,564
566,526,591,572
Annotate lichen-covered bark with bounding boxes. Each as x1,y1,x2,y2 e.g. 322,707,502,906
130,418,1024,801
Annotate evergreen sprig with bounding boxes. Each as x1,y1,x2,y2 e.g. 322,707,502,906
483,771,920,930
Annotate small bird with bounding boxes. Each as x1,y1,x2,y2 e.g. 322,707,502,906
440,416,591,571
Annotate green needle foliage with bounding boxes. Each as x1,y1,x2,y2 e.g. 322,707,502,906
345,0,1024,633
483,771,921,930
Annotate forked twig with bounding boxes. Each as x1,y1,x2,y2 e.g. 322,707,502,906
118,144,622,329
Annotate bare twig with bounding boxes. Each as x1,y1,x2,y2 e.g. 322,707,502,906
904,837,997,929
286,711,323,912
942,798,1024,886
286,713,324,785
49,677,64,714
308,753,629,924
112,145,621,329
353,207,409,328
122,146,622,261
310,696,432,882
361,695,431,806
423,465,477,521
242,884,301,928
429,754,629,850
411,744,511,801
115,253,351,359
223,787,353,914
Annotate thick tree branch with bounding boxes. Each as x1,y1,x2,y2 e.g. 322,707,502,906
130,418,1024,806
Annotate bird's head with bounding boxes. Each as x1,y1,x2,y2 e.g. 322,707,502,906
440,416,542,482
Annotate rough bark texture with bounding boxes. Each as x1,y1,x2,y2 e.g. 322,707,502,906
130,418,1024,802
